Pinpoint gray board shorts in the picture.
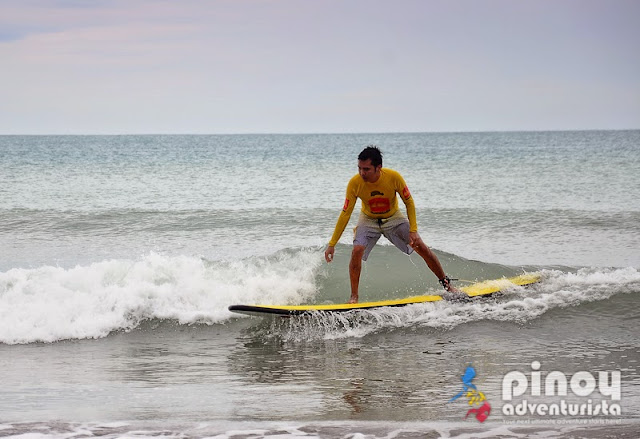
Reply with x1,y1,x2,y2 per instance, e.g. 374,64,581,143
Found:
353,210,413,261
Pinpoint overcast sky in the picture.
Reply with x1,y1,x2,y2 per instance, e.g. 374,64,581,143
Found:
1,0,638,134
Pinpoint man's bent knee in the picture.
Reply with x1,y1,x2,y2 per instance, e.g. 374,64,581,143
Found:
351,245,366,260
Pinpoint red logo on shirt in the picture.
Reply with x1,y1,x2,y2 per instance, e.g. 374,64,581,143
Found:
402,186,411,200
342,198,350,211
369,198,391,214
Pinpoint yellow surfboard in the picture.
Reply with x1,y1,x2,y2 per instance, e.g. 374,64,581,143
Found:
228,273,540,317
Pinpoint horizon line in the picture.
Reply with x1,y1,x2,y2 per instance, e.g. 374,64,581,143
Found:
1,127,638,136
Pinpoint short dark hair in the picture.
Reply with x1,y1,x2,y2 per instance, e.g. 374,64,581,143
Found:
358,145,383,168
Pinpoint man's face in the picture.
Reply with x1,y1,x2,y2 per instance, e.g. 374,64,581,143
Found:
358,159,381,183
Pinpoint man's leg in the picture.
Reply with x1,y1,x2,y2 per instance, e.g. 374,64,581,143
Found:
413,239,463,295
384,221,463,298
412,241,446,281
382,221,455,290
348,245,366,303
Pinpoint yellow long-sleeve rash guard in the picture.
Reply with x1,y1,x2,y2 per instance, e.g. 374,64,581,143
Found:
328,168,417,247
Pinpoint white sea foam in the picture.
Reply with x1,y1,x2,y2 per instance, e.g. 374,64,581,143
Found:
1,420,638,439
0,250,322,345
2,260,638,345
269,268,640,341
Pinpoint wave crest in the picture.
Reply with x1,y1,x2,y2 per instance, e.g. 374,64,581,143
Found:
0,250,322,345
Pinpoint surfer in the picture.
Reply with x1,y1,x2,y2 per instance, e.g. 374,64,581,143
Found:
325,145,460,303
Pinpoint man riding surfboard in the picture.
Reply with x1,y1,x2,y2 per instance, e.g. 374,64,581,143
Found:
325,145,459,303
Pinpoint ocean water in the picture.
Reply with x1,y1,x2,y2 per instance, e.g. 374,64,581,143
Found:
1,131,639,438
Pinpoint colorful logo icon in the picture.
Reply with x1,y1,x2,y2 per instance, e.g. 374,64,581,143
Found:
450,364,491,423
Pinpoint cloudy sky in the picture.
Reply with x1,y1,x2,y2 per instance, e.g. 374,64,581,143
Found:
1,0,638,134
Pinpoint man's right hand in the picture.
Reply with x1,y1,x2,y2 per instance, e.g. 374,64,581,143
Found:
324,245,335,263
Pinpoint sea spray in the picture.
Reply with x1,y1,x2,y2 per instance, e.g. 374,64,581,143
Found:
0,249,323,344
251,268,640,341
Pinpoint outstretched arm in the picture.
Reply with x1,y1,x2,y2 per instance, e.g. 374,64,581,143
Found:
395,174,417,232
326,181,357,263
